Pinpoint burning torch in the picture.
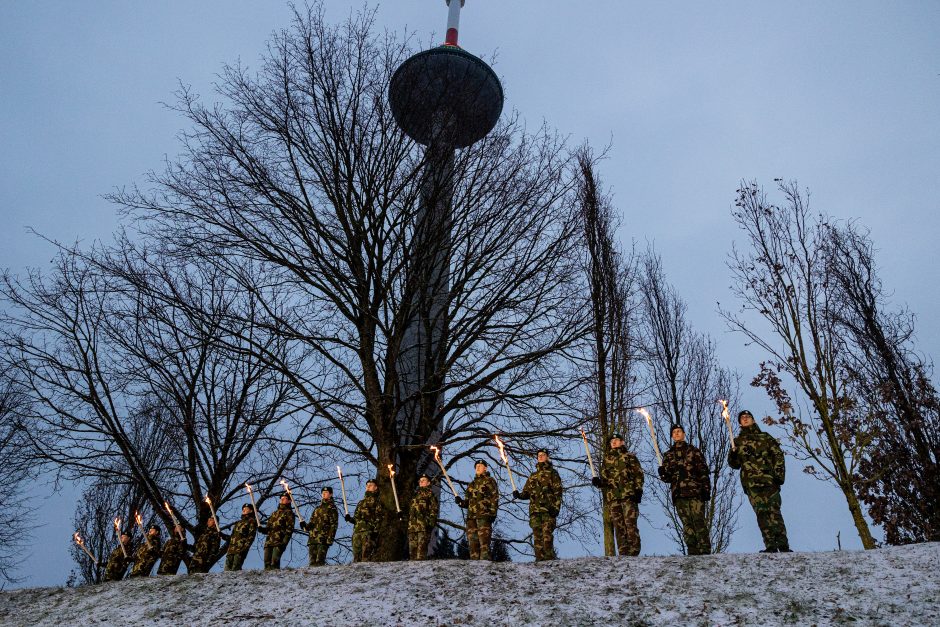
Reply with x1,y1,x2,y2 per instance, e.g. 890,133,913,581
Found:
73,532,98,564
279,479,306,524
336,466,350,516
164,501,186,540
388,464,401,513
719,399,736,451
244,483,262,526
204,495,219,530
580,429,597,478
113,517,128,558
493,435,518,492
430,445,459,497
135,511,152,548
636,408,663,466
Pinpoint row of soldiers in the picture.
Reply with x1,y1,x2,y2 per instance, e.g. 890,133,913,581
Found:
100,409,789,580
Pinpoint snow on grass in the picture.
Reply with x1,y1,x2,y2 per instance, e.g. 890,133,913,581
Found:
1,543,937,626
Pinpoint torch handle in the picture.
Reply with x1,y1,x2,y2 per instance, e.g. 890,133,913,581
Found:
581,430,597,478
77,542,98,564
390,477,401,513
504,460,518,493
725,418,736,451
337,469,349,516
288,492,305,524
247,488,262,526
437,460,459,497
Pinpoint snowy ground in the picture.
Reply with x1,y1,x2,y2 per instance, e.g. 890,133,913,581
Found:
1,543,937,626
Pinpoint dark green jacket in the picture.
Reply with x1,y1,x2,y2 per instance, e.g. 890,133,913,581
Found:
599,447,644,503
263,503,295,548
518,461,563,517
728,424,786,493
658,441,711,502
103,543,132,582
408,486,439,533
463,472,499,520
352,491,385,535
189,527,220,573
307,499,339,545
157,536,188,575
227,514,258,555
130,535,162,576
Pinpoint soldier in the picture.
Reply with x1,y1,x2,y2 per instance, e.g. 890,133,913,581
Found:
513,449,563,561
157,525,189,575
591,432,644,556
455,460,499,560
344,479,385,562
129,525,162,577
189,517,221,573
301,487,338,566
225,504,258,571
408,474,439,560
260,493,295,570
103,532,133,582
658,424,712,555
728,409,791,553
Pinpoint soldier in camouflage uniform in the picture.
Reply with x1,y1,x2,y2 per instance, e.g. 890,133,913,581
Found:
129,525,162,577
513,449,563,561
103,532,133,582
407,475,439,560
658,424,712,555
591,433,644,556
225,504,258,571
301,487,338,566
189,517,221,573
260,493,295,570
728,409,791,553
456,460,499,561
157,525,189,575
345,479,386,562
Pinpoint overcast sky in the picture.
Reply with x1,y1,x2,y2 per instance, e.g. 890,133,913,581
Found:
2,1,938,587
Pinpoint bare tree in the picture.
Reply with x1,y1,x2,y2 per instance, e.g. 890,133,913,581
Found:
575,149,643,555
0,379,33,586
723,180,877,549
639,251,740,553
825,222,940,544
111,3,589,559
0,240,312,571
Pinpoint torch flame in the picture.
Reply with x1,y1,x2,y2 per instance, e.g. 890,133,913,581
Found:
135,511,143,526
164,501,172,515
245,482,252,492
74,532,82,545
204,494,211,506
636,407,653,425
429,445,441,460
719,399,731,422
113,517,121,532
279,479,291,494
387,464,395,478
493,434,509,464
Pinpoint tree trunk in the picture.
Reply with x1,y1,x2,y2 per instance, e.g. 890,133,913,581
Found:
840,480,877,549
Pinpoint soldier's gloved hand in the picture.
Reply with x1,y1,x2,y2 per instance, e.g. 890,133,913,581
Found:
590,477,603,488
512,490,521,499
657,466,668,480
548,507,559,518
454,496,465,508
397,512,405,522
344,514,354,524
773,476,784,487
299,521,308,531
633,489,643,504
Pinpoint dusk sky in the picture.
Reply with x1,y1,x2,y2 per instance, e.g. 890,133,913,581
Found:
2,1,938,587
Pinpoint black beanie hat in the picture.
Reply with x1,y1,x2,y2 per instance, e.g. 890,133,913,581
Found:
737,410,754,424
670,424,684,434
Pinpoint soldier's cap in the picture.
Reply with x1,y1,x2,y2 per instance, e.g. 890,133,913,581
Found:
609,432,624,441
280,491,291,498
321,486,334,494
670,423,684,434
474,459,488,467
536,448,549,456
418,474,431,481
737,410,754,423
149,525,160,532
242,503,253,510
366,478,378,485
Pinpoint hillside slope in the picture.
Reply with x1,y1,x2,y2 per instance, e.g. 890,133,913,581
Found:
1,543,938,626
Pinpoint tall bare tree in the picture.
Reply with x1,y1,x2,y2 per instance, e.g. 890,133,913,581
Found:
0,379,33,586
824,221,940,544
111,3,589,559
723,180,877,549
639,251,740,553
575,149,642,555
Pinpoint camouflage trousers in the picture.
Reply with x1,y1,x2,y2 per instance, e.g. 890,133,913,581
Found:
409,530,432,560
225,550,248,571
189,556,213,574
104,557,130,582
747,488,789,551
609,500,641,556
263,544,286,570
466,517,493,560
307,542,329,566
352,531,378,562
130,558,157,578
157,556,183,576
674,497,711,555
530,513,557,561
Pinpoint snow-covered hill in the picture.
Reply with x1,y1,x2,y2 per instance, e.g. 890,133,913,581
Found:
2,543,938,626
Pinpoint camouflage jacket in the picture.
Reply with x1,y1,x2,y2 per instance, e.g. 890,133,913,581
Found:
103,543,132,582
352,491,385,535
307,499,339,545
599,447,644,503
658,441,711,502
130,535,162,576
728,424,785,493
227,514,258,555
463,472,499,520
263,503,295,548
518,461,563,517
157,536,188,575
190,527,221,573
408,486,439,533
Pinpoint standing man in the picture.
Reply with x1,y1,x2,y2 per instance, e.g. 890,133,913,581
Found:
189,517,221,573
728,409,790,553
157,525,189,575
344,479,385,562
260,492,296,570
455,460,499,561
658,424,712,555
103,532,133,582
591,432,644,556
407,474,439,560
301,487,339,566
513,449,563,561
225,504,258,571
129,525,162,577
